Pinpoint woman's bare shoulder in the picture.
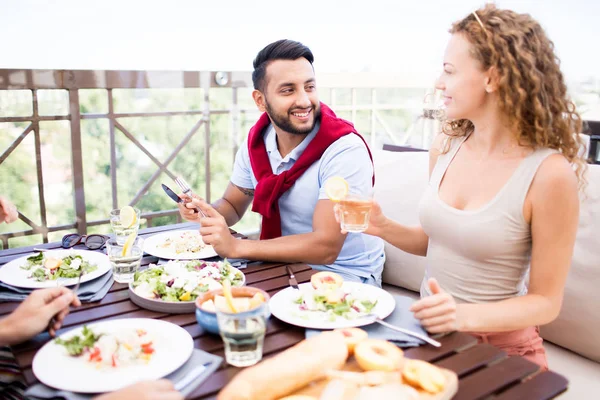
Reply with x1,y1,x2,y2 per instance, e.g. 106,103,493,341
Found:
530,152,579,205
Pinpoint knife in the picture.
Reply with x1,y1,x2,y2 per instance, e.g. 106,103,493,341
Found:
285,265,299,289
174,363,208,392
162,183,184,205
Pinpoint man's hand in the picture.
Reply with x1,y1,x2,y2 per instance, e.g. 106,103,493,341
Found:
193,199,238,258
410,278,463,334
0,196,18,224
0,287,81,345
177,193,204,223
95,380,183,400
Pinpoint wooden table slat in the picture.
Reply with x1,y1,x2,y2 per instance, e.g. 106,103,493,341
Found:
404,331,478,363
435,343,506,377
244,263,311,285
493,370,569,400
453,356,541,400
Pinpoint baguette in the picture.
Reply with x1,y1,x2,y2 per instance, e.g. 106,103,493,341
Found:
218,331,349,400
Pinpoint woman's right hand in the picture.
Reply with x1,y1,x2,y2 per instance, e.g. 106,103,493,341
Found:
333,200,388,237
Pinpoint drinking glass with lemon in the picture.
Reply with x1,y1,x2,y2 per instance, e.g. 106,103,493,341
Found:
107,206,143,283
106,232,144,283
325,176,374,233
109,206,140,245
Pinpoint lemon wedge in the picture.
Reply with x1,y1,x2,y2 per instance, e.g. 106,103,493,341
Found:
119,206,137,229
249,292,266,309
121,232,137,257
324,176,349,202
222,280,238,313
179,291,192,301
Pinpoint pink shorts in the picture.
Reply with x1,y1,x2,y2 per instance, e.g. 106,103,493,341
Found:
467,326,548,371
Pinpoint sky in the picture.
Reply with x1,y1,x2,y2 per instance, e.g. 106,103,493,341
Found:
0,0,598,86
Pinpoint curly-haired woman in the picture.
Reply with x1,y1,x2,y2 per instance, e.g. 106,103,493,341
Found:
355,5,586,369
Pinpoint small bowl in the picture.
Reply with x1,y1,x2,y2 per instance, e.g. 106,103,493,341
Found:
195,286,271,335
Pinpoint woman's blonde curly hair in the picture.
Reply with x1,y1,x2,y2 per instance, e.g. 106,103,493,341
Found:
442,4,587,189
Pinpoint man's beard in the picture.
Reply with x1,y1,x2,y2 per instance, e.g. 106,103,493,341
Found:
265,100,321,135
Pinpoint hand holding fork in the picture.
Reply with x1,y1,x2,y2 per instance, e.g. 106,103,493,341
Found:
175,177,207,219
47,270,83,336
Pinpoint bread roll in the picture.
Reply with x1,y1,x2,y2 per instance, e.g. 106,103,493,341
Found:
218,331,349,400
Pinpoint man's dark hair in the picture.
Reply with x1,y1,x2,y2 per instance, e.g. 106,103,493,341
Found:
252,39,314,92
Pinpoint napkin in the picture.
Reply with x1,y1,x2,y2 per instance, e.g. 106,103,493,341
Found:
0,271,113,303
306,295,429,347
25,348,223,400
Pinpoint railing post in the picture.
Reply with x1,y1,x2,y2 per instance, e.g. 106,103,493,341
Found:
108,88,118,209
31,89,49,243
68,88,87,235
202,72,211,203
231,87,239,165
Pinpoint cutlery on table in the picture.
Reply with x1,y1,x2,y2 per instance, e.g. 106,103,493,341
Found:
174,363,209,392
285,265,299,290
365,314,442,348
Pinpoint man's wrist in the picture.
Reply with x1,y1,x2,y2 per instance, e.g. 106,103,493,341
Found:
231,237,248,259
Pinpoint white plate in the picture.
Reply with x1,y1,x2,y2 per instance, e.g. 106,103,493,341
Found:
128,261,246,314
0,250,112,289
32,318,194,393
269,282,396,330
143,230,218,260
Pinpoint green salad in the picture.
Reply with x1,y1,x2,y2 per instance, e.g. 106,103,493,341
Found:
294,287,378,321
55,325,102,356
132,259,244,302
21,252,98,282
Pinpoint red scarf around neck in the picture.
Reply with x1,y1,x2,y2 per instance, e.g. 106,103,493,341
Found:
248,102,374,240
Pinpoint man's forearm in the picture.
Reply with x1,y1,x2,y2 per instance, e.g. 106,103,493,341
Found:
234,232,341,265
212,198,242,226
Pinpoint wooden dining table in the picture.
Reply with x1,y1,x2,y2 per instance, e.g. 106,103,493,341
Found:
0,223,569,399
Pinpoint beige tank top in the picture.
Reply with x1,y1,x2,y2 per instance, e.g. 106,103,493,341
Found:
418,135,558,303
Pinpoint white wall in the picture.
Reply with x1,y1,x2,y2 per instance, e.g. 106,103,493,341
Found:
0,0,598,86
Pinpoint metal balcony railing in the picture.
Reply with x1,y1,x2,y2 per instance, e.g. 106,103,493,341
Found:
0,69,433,249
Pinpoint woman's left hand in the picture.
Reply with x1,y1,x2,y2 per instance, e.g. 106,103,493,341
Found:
410,278,463,334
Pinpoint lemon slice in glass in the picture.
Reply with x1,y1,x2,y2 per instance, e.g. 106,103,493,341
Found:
222,280,238,313
324,176,349,202
119,206,137,229
121,232,137,257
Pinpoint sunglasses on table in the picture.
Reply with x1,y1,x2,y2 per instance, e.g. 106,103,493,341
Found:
61,234,110,250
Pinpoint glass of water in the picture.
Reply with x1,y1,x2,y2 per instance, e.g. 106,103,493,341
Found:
109,208,141,245
105,237,144,283
216,304,268,367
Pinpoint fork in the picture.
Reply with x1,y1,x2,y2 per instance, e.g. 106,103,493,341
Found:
365,314,442,348
48,270,84,334
174,176,207,217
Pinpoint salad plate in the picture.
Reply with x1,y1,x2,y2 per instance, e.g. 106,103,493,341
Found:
129,259,245,313
143,230,217,260
269,281,395,330
0,250,111,289
32,318,194,393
